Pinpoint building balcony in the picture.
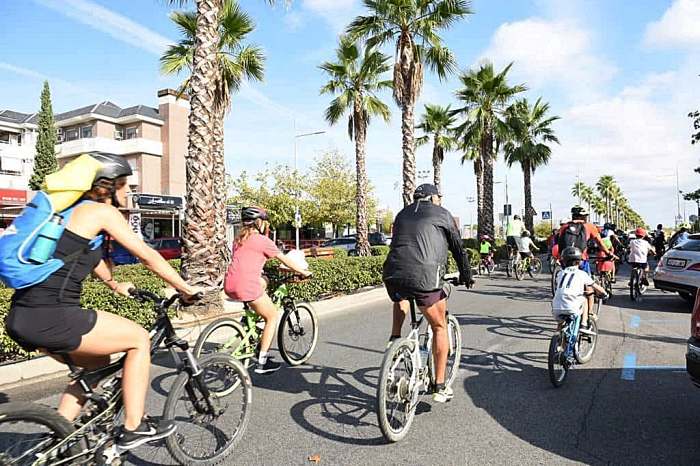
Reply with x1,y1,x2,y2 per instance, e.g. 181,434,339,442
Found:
0,172,30,190
56,137,163,159
0,141,34,160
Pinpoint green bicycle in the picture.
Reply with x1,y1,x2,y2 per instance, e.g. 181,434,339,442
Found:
514,254,542,280
193,275,319,370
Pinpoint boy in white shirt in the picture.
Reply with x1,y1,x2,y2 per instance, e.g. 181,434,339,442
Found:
628,227,656,286
516,230,540,272
552,246,608,333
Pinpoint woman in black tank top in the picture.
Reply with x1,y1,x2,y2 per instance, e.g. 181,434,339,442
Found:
4,153,203,449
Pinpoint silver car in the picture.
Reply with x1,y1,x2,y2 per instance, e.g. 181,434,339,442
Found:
654,233,700,305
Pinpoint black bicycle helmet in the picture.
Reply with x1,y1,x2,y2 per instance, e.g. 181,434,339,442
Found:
561,246,583,267
88,152,133,182
241,206,269,225
571,205,588,217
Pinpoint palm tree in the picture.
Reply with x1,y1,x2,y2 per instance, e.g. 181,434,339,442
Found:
416,104,457,194
596,175,616,223
572,181,586,206
581,184,595,217
591,196,606,224
504,98,559,232
320,37,392,256
454,62,526,238
347,0,472,206
162,1,265,291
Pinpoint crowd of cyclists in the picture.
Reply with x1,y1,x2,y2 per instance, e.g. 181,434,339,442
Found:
0,149,696,458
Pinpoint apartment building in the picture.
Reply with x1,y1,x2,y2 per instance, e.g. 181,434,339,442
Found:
0,89,189,237
0,88,188,195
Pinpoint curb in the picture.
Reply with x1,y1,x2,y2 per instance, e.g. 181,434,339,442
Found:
0,285,389,390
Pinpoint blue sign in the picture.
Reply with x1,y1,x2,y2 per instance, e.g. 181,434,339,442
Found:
542,211,552,220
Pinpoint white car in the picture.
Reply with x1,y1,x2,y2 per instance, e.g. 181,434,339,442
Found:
654,234,700,305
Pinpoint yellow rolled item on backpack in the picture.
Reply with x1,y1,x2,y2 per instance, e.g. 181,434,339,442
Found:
44,154,103,211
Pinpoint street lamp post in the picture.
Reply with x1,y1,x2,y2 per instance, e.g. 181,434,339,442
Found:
467,195,475,238
293,129,325,250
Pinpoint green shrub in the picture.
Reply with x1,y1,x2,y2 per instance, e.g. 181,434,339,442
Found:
370,245,390,256
332,247,348,258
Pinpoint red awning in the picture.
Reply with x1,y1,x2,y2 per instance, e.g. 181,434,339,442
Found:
0,189,27,206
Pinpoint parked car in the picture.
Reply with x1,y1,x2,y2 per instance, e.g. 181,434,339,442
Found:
148,237,182,260
686,290,700,387
341,232,390,246
322,237,357,253
109,242,139,266
654,233,700,306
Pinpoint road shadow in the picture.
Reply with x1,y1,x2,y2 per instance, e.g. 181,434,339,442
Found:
253,363,386,445
461,348,700,465
467,281,552,303
456,313,553,343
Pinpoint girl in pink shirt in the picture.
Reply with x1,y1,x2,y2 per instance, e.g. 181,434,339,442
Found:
224,207,311,374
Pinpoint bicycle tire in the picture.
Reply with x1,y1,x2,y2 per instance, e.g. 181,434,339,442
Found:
0,402,87,464
444,314,462,388
477,263,485,276
630,270,639,302
193,317,251,368
551,264,561,297
377,339,418,443
548,334,568,388
514,261,524,281
164,353,252,466
575,319,598,364
278,303,318,366
531,257,542,275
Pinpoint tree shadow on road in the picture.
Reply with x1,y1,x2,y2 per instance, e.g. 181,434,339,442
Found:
460,347,700,465
456,313,553,343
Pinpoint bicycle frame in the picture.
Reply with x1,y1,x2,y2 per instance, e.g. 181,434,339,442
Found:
38,292,212,464
560,313,581,361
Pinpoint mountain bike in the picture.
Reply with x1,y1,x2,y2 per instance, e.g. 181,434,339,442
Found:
505,245,516,278
477,253,496,277
0,289,252,465
629,263,649,302
194,274,318,369
377,279,462,443
548,304,600,388
514,254,542,281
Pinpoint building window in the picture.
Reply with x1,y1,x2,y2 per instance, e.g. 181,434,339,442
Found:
80,125,93,139
17,133,22,146
125,127,138,139
0,132,9,144
65,128,79,141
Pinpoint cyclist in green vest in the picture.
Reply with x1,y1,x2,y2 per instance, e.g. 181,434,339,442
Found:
479,235,493,260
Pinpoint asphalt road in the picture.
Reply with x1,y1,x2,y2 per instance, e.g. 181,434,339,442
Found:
3,263,698,465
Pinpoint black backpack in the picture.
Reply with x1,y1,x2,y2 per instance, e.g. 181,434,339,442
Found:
558,222,588,253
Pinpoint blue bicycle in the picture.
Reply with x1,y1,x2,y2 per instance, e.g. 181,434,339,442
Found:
548,310,598,387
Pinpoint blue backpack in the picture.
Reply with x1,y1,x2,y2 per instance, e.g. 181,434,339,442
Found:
0,192,103,289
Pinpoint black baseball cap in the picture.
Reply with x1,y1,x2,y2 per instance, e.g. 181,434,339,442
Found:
413,183,441,200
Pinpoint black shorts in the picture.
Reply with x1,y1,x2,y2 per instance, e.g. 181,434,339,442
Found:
480,252,491,259
507,236,518,249
385,282,447,307
5,305,97,354
629,262,647,269
519,251,533,260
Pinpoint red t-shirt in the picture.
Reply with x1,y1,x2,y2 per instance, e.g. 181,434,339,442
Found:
224,234,280,302
557,222,603,260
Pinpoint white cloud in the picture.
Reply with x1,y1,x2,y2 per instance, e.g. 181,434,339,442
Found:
33,0,170,56
302,0,360,32
480,18,616,102
0,62,101,100
644,0,700,49
283,11,305,31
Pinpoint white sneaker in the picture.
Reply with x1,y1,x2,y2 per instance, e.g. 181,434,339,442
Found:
432,386,454,403
579,325,596,336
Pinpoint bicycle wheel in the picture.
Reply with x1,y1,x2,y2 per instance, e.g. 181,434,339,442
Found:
531,257,542,275
278,303,318,366
630,270,639,301
164,353,252,466
477,263,486,276
548,334,568,388
0,402,87,465
505,255,513,278
377,339,419,443
514,261,524,281
193,317,251,369
444,314,462,388
575,319,598,364
550,264,561,297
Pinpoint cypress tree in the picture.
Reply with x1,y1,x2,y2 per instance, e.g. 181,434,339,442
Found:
29,81,58,190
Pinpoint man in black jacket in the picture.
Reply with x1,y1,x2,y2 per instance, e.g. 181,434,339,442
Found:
383,184,473,403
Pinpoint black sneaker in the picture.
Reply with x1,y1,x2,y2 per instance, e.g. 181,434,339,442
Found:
116,417,176,450
254,357,282,374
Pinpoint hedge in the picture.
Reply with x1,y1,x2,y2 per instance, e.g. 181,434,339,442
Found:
0,263,173,363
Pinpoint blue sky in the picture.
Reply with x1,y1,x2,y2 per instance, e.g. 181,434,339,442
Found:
1,0,699,228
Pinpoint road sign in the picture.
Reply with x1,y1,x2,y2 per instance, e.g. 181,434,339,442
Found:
690,215,698,223
294,211,302,228
504,204,512,216
542,211,551,220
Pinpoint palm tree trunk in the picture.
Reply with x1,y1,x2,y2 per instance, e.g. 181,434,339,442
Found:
401,103,416,206
523,161,533,232
473,157,483,236
480,132,495,238
432,139,442,194
212,108,230,279
354,104,370,256
181,0,223,311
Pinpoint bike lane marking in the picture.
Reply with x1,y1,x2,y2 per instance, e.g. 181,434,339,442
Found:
621,353,637,380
